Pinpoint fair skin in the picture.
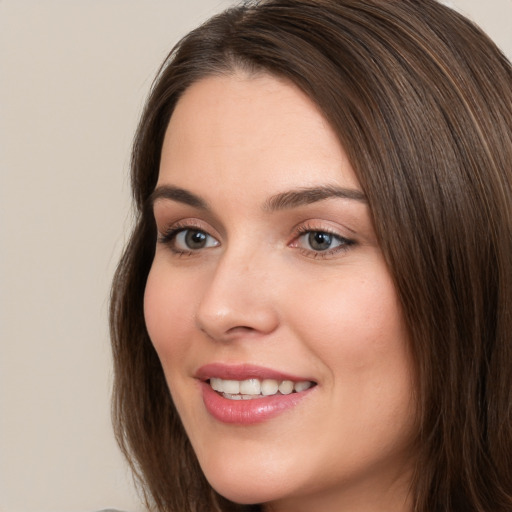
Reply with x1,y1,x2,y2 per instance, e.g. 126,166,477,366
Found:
144,72,416,512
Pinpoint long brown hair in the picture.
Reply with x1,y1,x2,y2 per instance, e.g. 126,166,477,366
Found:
110,1,512,510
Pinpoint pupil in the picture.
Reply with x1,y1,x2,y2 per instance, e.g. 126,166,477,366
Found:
186,230,206,249
309,232,332,251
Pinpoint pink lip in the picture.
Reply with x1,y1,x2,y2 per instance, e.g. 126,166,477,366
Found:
195,363,313,382
195,363,316,425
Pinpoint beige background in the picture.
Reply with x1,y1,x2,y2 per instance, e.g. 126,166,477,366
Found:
1,1,510,511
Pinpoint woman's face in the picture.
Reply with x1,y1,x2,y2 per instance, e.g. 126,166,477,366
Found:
144,73,416,511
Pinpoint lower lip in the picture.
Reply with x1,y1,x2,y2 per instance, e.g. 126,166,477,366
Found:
200,381,314,424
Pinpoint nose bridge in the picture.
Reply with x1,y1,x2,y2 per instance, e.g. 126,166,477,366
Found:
195,240,279,340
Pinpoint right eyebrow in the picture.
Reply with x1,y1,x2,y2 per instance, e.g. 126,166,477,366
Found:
148,185,209,210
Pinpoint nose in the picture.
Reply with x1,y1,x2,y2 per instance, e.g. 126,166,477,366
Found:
195,247,280,342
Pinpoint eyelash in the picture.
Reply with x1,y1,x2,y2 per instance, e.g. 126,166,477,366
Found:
158,221,355,259
158,221,217,256
292,224,355,259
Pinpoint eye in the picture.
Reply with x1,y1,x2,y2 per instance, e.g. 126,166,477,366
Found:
302,231,340,251
175,229,218,250
292,228,355,257
160,226,220,253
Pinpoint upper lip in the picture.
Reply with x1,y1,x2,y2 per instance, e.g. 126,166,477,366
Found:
195,363,315,383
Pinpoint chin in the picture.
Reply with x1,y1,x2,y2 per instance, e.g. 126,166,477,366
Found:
210,481,274,505
200,456,296,506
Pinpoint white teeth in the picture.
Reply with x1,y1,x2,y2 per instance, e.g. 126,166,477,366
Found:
223,393,242,400
210,377,223,392
223,380,240,394
294,381,313,392
278,380,294,394
261,379,279,396
239,379,261,395
209,377,313,399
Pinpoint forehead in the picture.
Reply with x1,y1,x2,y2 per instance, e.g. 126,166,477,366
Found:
158,73,360,198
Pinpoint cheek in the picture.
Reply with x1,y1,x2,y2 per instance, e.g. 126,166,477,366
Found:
286,264,414,421
144,262,212,431
290,269,406,359
143,263,194,362
288,269,416,448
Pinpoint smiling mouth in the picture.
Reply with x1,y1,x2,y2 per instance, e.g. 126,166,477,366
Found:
208,377,316,400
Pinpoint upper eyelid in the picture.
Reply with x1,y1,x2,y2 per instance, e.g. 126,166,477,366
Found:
151,199,222,235
157,218,215,235
293,219,357,238
153,209,226,240
293,227,354,245
152,194,363,234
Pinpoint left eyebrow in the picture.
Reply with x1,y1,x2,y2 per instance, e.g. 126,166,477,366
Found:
263,185,367,211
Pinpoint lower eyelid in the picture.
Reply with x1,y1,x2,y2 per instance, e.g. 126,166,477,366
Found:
296,241,354,260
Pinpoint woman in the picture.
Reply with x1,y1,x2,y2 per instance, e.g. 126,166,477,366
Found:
110,1,512,511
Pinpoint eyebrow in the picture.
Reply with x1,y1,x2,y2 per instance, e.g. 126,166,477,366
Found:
149,185,209,210
263,185,367,211
149,184,367,211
